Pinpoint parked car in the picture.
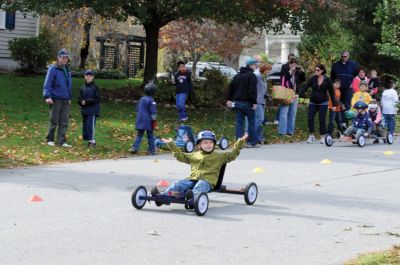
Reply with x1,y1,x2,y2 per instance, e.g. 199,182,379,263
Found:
266,63,283,85
186,61,237,80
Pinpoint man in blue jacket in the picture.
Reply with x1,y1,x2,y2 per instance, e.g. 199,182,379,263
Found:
43,49,73,147
330,51,358,114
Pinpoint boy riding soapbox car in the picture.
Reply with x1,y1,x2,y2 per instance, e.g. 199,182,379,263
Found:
154,125,229,153
131,165,258,216
324,109,394,148
324,130,394,148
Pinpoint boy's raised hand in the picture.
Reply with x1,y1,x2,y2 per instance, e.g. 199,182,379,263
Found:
161,138,173,143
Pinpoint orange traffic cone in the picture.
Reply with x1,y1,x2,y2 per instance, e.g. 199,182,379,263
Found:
29,195,43,202
157,180,170,187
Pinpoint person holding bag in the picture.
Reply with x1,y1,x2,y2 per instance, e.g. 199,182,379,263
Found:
277,58,305,136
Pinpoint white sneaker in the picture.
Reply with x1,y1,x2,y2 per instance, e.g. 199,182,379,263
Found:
47,141,55,146
320,135,325,144
306,135,315,143
273,120,279,125
61,143,72,148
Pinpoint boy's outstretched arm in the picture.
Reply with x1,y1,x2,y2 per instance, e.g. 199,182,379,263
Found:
223,134,247,163
162,138,191,164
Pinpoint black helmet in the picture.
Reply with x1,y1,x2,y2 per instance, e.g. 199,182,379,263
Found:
144,82,157,96
353,101,368,110
196,130,217,145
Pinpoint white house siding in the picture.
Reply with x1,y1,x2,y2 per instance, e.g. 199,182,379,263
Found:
0,11,39,70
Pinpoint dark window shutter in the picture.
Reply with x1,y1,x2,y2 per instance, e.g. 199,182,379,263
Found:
5,12,16,30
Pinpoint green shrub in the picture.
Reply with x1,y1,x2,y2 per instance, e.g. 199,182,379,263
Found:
192,69,229,107
156,80,176,103
9,33,55,73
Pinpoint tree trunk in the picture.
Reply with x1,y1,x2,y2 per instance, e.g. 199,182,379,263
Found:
143,24,160,85
79,21,91,69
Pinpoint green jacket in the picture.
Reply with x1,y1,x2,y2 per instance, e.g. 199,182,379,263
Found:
166,138,245,188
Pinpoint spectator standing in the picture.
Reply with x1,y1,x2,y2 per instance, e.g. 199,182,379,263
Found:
368,70,380,98
299,64,338,144
278,58,305,136
43,49,73,147
172,61,192,122
352,67,369,93
255,63,271,143
130,83,158,155
77,70,100,147
330,51,358,112
381,79,399,135
226,57,258,147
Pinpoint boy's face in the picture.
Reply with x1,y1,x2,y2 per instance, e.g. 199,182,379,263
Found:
333,82,340,89
85,74,94,83
357,108,366,114
370,71,377,78
178,64,186,72
369,107,376,113
360,85,368,92
200,139,215,152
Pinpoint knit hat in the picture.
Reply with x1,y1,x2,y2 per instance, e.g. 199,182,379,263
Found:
84,69,94,75
57,49,69,57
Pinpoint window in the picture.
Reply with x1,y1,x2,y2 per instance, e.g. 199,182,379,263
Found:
0,10,6,29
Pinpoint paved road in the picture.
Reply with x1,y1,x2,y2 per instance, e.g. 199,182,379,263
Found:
1,140,400,265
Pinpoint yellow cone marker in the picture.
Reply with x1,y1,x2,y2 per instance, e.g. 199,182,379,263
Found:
320,159,332,164
252,167,265,173
384,151,395,155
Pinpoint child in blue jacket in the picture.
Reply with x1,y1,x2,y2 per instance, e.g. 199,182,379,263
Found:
343,101,373,139
130,83,157,155
78,70,100,147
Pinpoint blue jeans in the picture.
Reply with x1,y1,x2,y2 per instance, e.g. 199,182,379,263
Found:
383,114,395,134
278,98,298,135
164,179,212,197
176,93,188,120
132,129,155,154
234,101,257,145
255,104,265,142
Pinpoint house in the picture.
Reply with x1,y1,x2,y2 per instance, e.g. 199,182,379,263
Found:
240,26,302,67
0,10,39,71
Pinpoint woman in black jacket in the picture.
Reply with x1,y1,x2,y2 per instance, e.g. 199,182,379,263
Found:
299,64,337,144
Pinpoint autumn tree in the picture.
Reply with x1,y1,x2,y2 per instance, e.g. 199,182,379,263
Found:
160,19,258,74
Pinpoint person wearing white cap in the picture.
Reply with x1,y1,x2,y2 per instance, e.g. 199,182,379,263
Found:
43,49,73,148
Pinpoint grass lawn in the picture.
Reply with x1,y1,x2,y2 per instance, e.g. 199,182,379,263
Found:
344,245,400,265
0,73,333,168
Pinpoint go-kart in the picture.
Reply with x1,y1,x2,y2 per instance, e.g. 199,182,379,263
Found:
325,131,394,148
155,124,229,153
131,164,258,216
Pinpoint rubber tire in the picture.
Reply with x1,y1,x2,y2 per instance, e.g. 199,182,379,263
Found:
244,182,258,205
357,135,366,148
387,133,394,145
184,140,194,153
325,134,333,147
194,192,209,216
131,186,147,209
219,137,229,150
